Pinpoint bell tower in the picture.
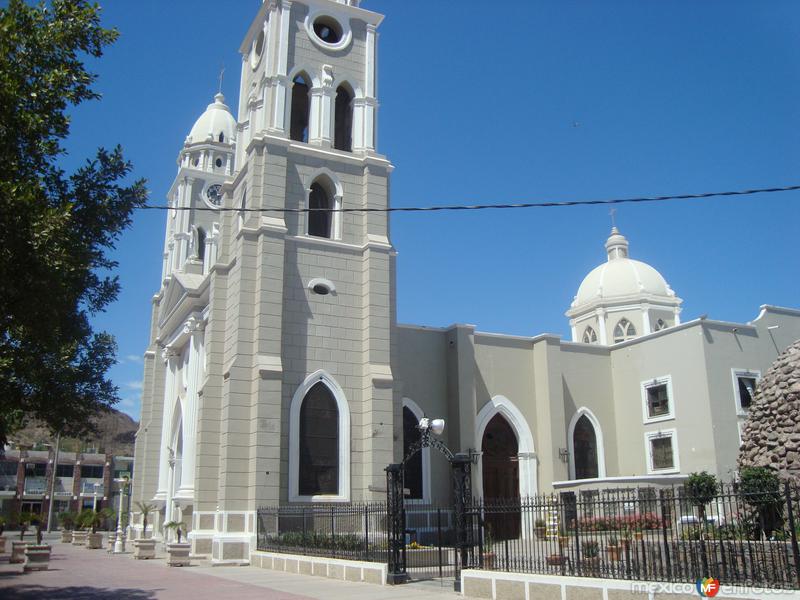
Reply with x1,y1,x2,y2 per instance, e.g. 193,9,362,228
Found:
190,0,395,562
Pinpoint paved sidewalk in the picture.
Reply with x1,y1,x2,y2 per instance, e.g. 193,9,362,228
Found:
0,540,461,600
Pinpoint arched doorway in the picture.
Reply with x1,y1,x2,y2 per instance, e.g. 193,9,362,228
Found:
481,414,520,539
572,415,599,480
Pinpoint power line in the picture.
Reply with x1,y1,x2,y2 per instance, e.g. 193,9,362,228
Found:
139,184,800,213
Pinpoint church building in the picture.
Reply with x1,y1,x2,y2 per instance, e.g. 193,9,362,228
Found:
132,0,800,564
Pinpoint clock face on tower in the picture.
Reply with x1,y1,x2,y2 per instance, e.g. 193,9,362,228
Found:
206,184,223,207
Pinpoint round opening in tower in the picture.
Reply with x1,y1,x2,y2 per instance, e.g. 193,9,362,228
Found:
251,30,265,69
313,16,342,44
312,284,330,296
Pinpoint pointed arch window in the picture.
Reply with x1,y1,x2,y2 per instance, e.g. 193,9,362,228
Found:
308,181,333,238
298,382,339,495
218,132,225,143
290,74,311,143
572,415,599,479
654,318,667,331
613,318,636,343
334,85,353,152
402,406,423,500
289,371,351,502
582,326,597,344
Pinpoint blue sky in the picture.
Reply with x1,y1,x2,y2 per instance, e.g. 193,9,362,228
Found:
60,1,800,420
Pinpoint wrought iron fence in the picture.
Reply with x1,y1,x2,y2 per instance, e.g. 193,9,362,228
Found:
256,503,388,562
467,482,800,589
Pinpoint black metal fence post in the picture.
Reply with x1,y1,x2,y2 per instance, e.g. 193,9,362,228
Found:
451,452,473,592
659,489,672,580
385,464,408,584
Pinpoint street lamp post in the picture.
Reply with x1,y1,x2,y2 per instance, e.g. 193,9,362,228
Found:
113,476,129,553
45,432,61,533
92,482,100,512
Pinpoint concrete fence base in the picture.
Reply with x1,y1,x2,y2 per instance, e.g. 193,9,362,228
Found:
460,570,800,600
250,551,387,586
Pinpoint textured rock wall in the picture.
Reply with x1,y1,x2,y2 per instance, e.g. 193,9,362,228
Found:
739,338,800,481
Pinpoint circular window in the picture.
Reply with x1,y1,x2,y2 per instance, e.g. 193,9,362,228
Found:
215,157,223,168
251,29,265,70
312,284,330,296
313,17,342,44
205,184,223,207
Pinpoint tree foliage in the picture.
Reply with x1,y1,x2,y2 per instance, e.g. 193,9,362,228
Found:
685,471,719,507
0,0,147,445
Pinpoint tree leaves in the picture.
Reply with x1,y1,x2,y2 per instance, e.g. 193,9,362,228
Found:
0,0,147,445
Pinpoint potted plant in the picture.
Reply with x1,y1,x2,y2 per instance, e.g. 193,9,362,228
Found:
633,526,644,542
558,531,570,548
164,521,190,567
582,540,601,572
606,535,621,561
481,525,496,570
10,512,33,563
535,518,547,539
546,553,567,566
133,502,157,559
23,514,51,572
59,511,76,543
72,510,89,546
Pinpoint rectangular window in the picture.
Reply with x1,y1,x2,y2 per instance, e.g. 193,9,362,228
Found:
641,376,674,423
25,462,47,477
732,369,760,414
80,465,104,479
56,464,74,477
645,429,679,474
0,461,18,476
647,385,670,418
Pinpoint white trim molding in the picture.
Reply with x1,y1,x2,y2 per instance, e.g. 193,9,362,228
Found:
640,374,674,424
731,368,761,417
475,395,538,498
644,428,680,475
304,9,353,53
567,407,607,480
402,398,431,504
289,370,351,502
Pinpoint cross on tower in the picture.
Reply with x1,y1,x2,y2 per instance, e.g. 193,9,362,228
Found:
609,208,617,229
218,64,225,94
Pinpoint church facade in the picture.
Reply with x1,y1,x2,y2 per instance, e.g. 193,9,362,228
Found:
132,0,800,564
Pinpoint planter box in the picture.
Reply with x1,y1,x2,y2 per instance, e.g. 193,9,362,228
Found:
87,532,103,549
134,538,156,560
546,554,566,566
107,532,117,552
10,540,28,563
0,536,7,554
72,530,88,546
166,542,191,567
606,545,621,561
23,544,51,572
61,530,73,543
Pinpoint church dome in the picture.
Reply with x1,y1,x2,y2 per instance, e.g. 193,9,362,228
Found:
187,93,237,145
571,228,677,309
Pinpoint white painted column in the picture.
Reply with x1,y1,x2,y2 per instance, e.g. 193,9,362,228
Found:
596,309,608,345
674,307,681,325
176,318,204,499
569,320,577,342
365,23,378,151
271,0,292,133
642,305,652,335
155,350,180,501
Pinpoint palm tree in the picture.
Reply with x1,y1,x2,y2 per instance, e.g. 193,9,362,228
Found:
135,502,156,538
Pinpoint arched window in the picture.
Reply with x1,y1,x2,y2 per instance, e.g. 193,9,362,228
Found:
334,85,353,152
308,181,332,238
218,132,225,143
654,318,667,331
196,227,206,262
290,74,310,143
582,326,597,344
572,415,599,479
298,382,339,496
613,318,636,343
402,406,423,500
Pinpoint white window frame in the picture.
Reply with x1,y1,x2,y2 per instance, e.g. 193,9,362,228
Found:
644,428,680,474
289,370,351,503
731,368,761,417
641,375,674,424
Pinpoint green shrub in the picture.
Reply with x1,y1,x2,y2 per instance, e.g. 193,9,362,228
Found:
685,472,719,506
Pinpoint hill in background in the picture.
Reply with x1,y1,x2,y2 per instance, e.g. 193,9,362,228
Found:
9,408,138,457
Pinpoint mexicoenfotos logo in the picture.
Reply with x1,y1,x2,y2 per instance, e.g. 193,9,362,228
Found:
696,577,720,597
